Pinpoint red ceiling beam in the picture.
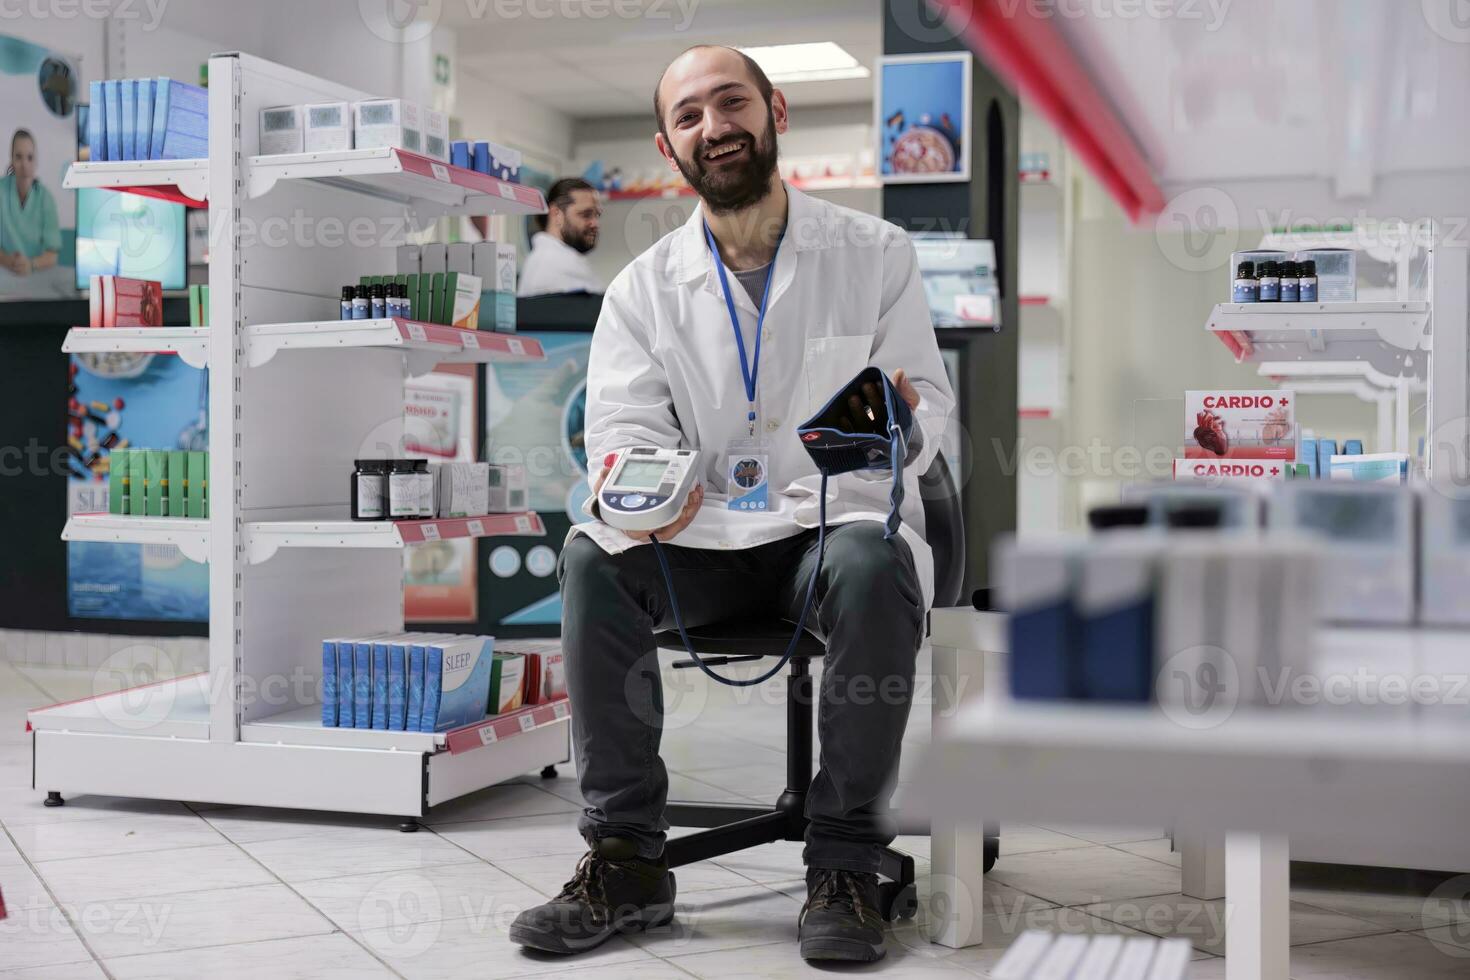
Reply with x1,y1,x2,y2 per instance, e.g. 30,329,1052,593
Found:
929,0,1165,223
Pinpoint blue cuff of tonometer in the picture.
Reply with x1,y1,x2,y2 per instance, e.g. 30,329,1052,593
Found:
797,366,914,538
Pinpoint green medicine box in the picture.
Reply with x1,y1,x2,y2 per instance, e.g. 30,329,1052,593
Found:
145,451,165,517
429,272,446,325
168,451,186,518
186,451,207,518
129,448,147,517
109,450,128,515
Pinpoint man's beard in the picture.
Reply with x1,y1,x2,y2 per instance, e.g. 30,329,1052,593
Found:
560,226,597,254
672,108,779,215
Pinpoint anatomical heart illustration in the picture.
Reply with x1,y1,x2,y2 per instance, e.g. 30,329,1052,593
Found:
1261,407,1291,445
1194,409,1230,457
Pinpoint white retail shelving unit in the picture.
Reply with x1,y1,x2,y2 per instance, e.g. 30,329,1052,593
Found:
922,613,1470,977
30,52,570,826
1207,243,1470,493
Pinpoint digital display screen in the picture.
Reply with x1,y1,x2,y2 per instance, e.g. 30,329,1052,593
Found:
75,188,186,290
615,459,669,491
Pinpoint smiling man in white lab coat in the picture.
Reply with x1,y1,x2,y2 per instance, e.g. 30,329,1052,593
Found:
511,45,955,963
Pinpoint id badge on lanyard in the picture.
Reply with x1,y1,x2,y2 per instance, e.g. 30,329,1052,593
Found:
705,219,782,515
726,436,770,512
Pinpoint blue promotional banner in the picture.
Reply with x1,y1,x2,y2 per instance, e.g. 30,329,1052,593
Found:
66,351,208,621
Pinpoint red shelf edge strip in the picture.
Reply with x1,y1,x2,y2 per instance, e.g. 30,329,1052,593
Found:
104,183,206,208
391,318,543,358
396,512,546,544
390,148,546,211
1215,329,1245,361
444,697,571,754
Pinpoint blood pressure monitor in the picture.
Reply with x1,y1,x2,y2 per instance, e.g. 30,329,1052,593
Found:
598,447,702,532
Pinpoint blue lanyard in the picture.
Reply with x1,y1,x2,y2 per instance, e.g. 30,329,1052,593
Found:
704,220,782,437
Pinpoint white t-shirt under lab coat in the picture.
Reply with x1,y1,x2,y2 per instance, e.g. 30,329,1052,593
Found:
516,231,604,297
575,185,956,611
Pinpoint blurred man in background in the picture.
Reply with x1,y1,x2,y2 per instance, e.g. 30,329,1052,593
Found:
518,177,604,296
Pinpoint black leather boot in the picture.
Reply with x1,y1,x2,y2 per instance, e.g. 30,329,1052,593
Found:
509,837,676,955
798,867,886,961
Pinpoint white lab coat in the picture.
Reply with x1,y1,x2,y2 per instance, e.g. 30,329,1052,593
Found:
517,231,604,297
575,185,956,610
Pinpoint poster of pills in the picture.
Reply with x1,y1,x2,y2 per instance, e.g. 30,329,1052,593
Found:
876,52,971,184
66,352,209,621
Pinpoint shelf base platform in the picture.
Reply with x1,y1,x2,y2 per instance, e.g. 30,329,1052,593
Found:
240,697,569,754
27,673,212,740
31,716,570,818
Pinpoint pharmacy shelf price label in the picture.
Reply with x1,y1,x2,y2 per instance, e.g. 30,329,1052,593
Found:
460,331,480,350
514,515,532,533
506,337,525,356
497,182,518,201
478,724,498,746
518,713,536,733
405,322,427,342
553,701,569,720
466,519,485,536
420,523,441,541
431,163,450,182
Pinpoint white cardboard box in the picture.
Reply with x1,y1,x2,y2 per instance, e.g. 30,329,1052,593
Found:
303,102,351,152
259,105,303,155
353,99,423,155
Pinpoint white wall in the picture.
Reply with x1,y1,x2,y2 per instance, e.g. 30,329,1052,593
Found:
457,70,574,166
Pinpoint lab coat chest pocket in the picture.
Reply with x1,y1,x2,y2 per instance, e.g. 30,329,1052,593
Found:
803,334,875,419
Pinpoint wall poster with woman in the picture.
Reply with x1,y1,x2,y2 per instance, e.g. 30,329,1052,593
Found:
0,34,77,299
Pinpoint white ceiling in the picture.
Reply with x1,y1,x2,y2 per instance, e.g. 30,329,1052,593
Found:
1051,0,1470,197
446,0,882,118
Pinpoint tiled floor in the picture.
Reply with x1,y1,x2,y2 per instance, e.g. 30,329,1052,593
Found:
3,649,1469,978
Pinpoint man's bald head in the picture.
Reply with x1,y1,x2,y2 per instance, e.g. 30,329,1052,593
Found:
653,45,773,138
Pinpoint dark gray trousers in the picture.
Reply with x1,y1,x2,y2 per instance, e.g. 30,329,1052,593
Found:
558,519,924,874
